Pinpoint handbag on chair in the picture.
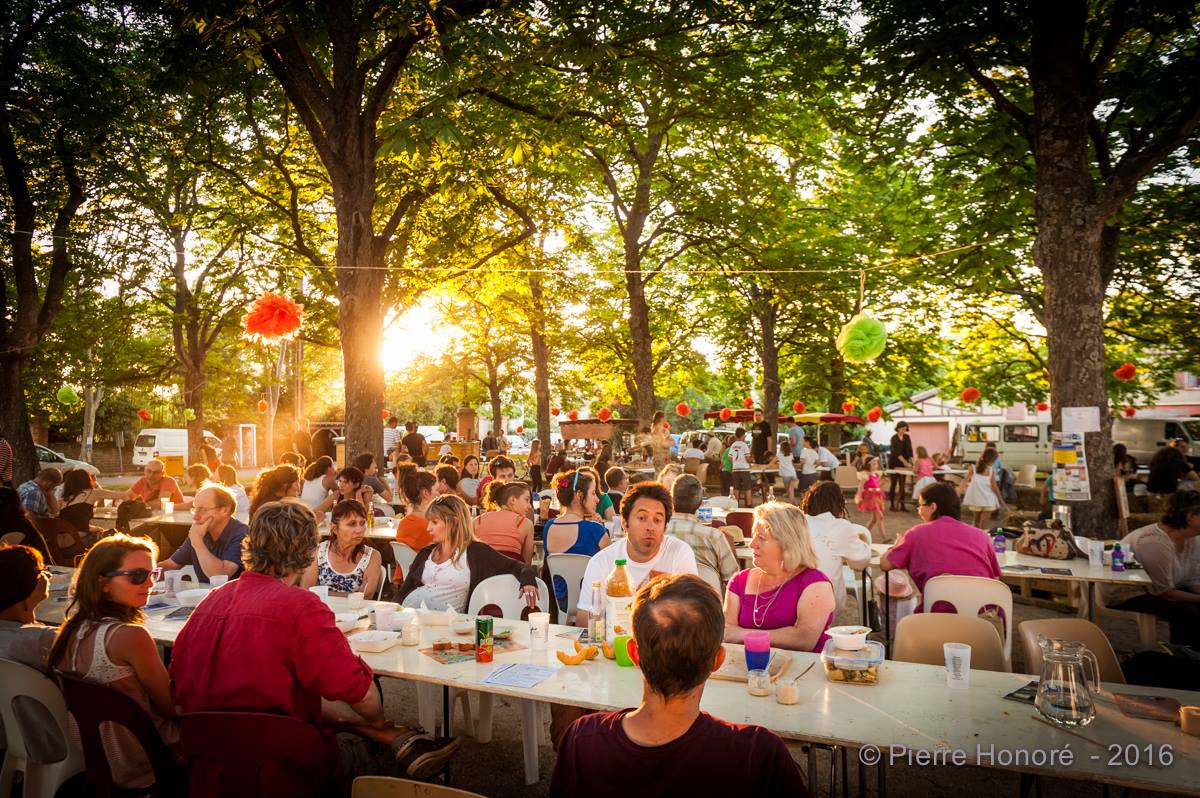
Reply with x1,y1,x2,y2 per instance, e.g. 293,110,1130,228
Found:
1015,519,1086,560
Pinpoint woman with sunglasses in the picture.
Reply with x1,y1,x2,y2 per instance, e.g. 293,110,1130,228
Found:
397,493,538,612
50,534,180,790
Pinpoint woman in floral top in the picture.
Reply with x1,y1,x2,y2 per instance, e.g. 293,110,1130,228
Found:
301,500,382,596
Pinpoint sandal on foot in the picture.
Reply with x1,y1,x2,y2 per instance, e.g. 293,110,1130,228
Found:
398,736,461,780
391,728,433,761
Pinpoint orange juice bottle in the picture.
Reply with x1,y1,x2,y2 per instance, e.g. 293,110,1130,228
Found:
604,559,634,643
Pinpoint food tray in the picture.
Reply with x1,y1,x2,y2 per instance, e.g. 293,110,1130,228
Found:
821,639,884,685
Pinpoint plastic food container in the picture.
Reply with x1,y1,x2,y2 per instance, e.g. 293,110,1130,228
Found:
334,612,369,634
349,631,402,653
821,639,884,685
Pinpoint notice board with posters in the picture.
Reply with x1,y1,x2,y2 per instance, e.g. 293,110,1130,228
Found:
1051,431,1091,501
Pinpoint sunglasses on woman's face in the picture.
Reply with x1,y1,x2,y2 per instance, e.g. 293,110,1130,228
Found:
103,567,162,585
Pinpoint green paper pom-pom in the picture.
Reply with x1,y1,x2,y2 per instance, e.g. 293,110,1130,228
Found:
56,386,79,405
183,408,196,421
836,313,887,363
612,411,621,419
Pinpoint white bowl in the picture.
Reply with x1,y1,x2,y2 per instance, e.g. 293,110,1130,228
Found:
175,588,211,607
450,617,476,635
828,625,871,651
335,612,369,634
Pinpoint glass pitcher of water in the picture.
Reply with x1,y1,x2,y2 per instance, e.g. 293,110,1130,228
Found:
1035,636,1100,727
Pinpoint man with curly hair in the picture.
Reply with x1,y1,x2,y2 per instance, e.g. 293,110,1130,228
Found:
170,499,458,785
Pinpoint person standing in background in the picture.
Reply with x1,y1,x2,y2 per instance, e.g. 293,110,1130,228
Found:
220,428,240,468
292,419,313,462
382,417,401,460
887,422,914,512
402,422,429,467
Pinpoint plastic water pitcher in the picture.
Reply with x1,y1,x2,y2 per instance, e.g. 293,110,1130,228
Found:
1034,637,1099,727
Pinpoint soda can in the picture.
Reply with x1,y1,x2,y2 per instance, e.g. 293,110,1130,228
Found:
475,616,494,663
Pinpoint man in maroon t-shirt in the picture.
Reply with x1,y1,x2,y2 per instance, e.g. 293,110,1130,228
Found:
551,574,808,797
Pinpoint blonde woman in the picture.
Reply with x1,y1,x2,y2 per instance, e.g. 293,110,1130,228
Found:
397,493,539,613
722,501,835,652
655,463,685,494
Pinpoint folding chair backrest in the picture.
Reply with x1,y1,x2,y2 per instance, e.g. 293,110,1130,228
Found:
545,553,590,622
178,711,335,798
893,614,1008,672
724,511,755,540
922,574,1014,665
58,672,181,796
0,658,83,798
467,575,551,620
1018,618,1125,683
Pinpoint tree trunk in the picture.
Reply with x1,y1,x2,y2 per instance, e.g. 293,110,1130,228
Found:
81,384,104,464
827,341,845,449
488,370,503,438
1031,0,1116,535
0,355,37,484
336,193,386,464
183,366,204,462
528,272,551,458
759,297,780,452
624,245,656,423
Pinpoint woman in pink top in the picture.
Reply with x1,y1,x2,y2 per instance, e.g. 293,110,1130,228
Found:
473,480,535,563
723,502,835,653
880,482,1001,611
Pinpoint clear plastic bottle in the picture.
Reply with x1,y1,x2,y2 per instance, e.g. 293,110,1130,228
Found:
588,581,605,644
1111,543,1125,572
729,485,738,509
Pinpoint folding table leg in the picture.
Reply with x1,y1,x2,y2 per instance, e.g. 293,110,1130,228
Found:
442,685,452,785
519,699,541,785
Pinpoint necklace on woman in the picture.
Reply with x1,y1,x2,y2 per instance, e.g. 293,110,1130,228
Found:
751,571,787,628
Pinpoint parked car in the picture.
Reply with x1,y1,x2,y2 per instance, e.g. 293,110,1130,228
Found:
37,444,100,476
960,421,1051,470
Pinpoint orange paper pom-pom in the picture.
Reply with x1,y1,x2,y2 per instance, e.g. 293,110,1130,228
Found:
742,396,754,409
867,406,882,423
719,407,732,422
550,407,560,417
1036,401,1049,412
242,292,303,343
567,409,579,421
257,399,269,413
960,387,981,404
792,401,805,414
663,420,670,431
381,408,390,420
1114,362,1137,382
597,407,612,422
137,408,151,422
675,402,690,417
516,425,524,434
1123,406,1137,418
841,402,855,414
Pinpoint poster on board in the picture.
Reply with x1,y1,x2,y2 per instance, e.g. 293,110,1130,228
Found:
1052,432,1091,501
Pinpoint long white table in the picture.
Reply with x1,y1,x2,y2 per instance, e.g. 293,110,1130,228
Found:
36,575,1200,794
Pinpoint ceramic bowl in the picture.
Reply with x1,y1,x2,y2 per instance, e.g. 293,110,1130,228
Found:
827,625,871,651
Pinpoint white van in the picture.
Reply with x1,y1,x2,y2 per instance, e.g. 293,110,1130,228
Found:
1112,417,1200,463
132,428,222,469
960,421,1052,470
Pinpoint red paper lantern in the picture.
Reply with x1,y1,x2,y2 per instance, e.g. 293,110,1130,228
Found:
567,409,579,421
242,292,303,343
719,407,732,422
791,401,805,414
550,407,560,417
960,387,981,404
381,408,390,420
663,420,670,431
1036,401,1049,412
742,396,754,409
136,408,151,422
841,401,855,414
675,402,690,417
1114,362,1137,382
1123,406,1137,418
257,399,269,413
516,425,524,434
597,407,612,422
867,406,882,423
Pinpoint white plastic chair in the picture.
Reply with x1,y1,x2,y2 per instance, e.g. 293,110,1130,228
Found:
0,531,26,545
921,574,1015,667
1014,464,1038,489
546,553,590,624
0,658,85,798
390,541,419,582
467,575,552,784
696,563,722,594
1092,588,1159,649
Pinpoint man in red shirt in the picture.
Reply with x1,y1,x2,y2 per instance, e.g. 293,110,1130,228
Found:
551,573,808,797
170,499,458,783
126,459,184,506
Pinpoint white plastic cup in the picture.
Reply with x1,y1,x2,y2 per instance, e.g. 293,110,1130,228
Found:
209,574,229,587
309,585,330,601
944,643,971,689
165,572,184,595
1088,540,1104,568
375,604,397,632
162,500,174,516
529,612,550,651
